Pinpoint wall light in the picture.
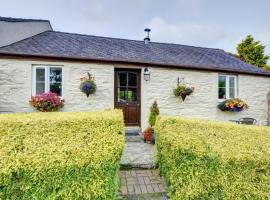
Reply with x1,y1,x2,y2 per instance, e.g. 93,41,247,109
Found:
144,67,150,81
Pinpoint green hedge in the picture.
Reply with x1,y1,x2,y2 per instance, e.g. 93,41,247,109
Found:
155,116,270,199
0,110,124,200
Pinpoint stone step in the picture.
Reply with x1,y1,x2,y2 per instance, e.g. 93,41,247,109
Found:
120,142,156,169
125,127,141,136
125,135,145,143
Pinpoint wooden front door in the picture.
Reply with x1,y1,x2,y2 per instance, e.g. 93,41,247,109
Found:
114,69,141,126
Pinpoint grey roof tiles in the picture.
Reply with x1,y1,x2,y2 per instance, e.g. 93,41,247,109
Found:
0,30,269,76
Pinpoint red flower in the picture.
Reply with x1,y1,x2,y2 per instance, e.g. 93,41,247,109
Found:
29,92,64,112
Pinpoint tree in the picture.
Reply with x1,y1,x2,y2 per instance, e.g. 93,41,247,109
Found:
237,35,269,68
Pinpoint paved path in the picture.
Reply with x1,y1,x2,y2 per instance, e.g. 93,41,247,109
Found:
120,142,156,168
118,170,167,200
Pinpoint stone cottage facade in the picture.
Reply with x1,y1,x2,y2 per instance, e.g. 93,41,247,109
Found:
0,17,270,128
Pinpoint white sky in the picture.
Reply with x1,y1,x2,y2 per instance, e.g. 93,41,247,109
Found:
1,0,269,58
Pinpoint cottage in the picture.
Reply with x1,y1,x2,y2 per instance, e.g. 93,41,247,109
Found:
0,16,270,128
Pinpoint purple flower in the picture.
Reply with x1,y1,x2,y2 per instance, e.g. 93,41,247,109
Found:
82,83,92,91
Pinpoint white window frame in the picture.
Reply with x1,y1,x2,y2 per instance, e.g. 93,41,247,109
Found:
32,65,64,97
218,74,237,101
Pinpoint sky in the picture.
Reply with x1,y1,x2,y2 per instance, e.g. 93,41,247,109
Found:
0,0,269,57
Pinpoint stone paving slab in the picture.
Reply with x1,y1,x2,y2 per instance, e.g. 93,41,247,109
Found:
120,142,156,168
118,170,167,198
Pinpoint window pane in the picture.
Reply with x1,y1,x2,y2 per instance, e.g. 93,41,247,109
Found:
218,76,226,88
229,77,235,88
219,88,226,99
36,68,45,94
218,76,226,99
127,88,137,102
128,73,137,87
50,68,62,96
229,87,235,98
229,77,236,98
118,73,127,87
118,88,127,102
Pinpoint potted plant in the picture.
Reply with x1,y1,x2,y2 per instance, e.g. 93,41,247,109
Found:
218,98,248,112
29,92,64,112
173,84,194,101
80,73,96,97
143,101,159,144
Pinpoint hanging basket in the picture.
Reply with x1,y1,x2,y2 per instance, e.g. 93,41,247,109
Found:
80,73,96,97
173,84,194,101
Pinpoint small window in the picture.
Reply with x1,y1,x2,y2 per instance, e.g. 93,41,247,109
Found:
218,75,237,100
32,66,63,97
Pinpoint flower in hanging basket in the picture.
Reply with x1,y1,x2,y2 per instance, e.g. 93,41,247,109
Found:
80,73,96,97
29,92,64,112
218,98,248,112
173,84,194,101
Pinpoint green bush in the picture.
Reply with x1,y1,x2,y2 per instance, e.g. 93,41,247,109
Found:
0,110,124,200
155,116,270,199
148,100,159,127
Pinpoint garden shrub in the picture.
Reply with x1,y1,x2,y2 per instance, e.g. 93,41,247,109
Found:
0,110,124,200
148,100,159,127
155,116,270,199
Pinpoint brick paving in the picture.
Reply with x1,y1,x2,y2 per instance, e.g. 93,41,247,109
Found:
118,169,167,196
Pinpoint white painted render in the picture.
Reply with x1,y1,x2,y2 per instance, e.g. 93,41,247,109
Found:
0,58,269,128
0,21,52,47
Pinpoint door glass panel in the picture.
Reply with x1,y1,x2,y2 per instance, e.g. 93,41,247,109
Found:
127,88,137,102
119,73,127,87
36,68,45,94
118,87,127,102
50,68,62,96
128,73,137,87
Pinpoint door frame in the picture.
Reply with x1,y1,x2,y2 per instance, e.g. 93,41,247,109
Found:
114,68,141,127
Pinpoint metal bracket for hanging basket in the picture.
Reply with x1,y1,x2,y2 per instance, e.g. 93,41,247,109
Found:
87,72,92,80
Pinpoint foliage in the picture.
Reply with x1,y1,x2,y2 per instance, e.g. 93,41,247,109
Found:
0,110,124,199
237,35,269,68
148,100,160,126
29,91,64,112
155,116,270,200
218,98,248,112
80,73,96,97
173,84,194,101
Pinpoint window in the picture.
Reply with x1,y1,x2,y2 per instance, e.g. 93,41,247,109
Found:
218,75,237,100
32,66,63,96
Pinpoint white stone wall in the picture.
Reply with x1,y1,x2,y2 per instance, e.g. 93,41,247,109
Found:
0,58,269,128
141,67,270,128
0,59,114,113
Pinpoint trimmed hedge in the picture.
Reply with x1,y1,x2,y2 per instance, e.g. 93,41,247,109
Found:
0,110,124,199
155,116,270,199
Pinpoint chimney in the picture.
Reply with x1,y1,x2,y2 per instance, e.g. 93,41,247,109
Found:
144,28,151,44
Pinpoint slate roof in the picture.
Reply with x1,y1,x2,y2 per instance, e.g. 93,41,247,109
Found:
0,16,49,23
0,30,269,76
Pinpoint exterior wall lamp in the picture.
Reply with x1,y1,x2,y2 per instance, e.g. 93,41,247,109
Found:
144,67,150,81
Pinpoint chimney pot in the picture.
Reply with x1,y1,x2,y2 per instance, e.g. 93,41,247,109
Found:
144,28,151,44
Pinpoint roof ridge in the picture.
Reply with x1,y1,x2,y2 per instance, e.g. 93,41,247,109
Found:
50,30,222,51
0,16,50,22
